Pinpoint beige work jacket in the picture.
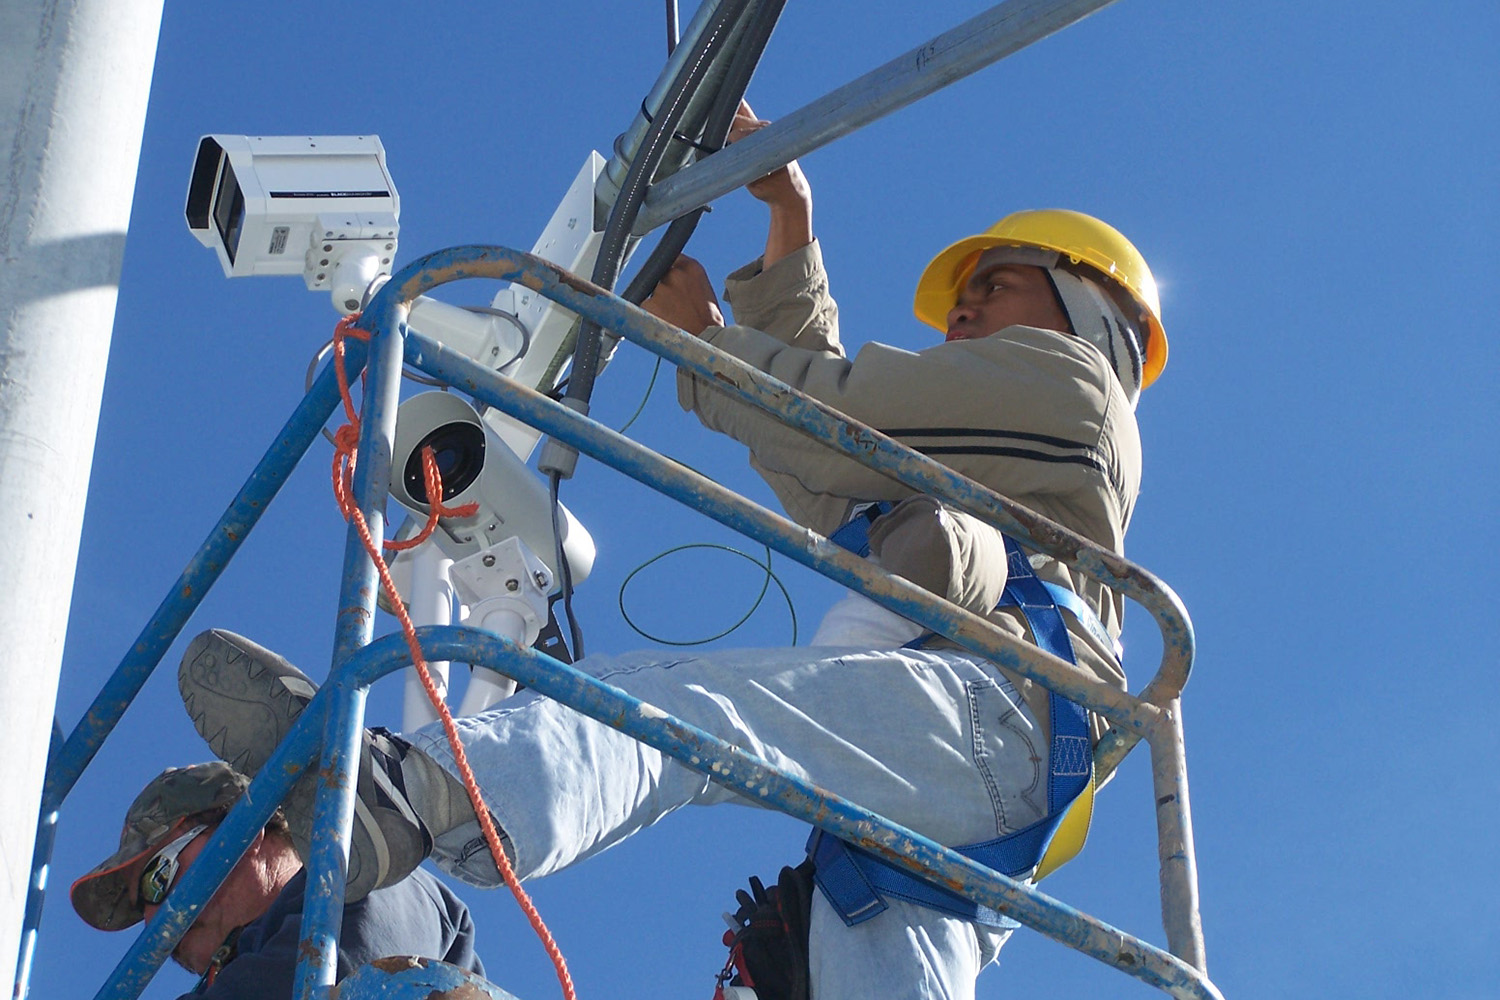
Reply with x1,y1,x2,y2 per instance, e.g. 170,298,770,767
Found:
677,241,1139,739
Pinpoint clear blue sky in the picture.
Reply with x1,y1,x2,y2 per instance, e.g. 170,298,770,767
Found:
32,2,1500,998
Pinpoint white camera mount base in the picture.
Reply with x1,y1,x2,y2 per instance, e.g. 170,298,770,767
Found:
318,242,392,315
449,536,553,715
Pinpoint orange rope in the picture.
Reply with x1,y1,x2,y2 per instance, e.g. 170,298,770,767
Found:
329,315,480,550
329,314,577,1000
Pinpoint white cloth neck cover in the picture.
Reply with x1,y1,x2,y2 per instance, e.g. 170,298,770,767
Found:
1046,268,1144,408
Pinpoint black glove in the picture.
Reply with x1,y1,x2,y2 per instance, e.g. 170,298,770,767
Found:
716,861,815,1000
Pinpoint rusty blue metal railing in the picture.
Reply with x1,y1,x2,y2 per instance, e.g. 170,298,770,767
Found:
108,625,1223,1000
378,244,1208,968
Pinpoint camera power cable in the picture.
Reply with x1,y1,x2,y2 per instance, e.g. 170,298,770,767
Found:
619,541,798,646
561,0,753,420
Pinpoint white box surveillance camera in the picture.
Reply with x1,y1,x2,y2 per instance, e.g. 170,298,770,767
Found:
185,134,400,295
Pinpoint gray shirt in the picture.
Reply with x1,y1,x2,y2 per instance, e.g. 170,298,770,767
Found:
182,868,483,998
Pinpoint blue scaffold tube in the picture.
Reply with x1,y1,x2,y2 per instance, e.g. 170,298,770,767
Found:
401,326,1158,738
317,627,1221,1000
363,244,1193,710
292,311,405,1000
45,339,369,813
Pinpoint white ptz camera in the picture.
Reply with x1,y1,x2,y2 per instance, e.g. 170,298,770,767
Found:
185,134,400,312
184,133,541,363
389,391,596,586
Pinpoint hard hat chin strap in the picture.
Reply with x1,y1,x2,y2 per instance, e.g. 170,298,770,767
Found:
1046,268,1144,408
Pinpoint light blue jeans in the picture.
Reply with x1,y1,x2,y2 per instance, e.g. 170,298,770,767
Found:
410,645,1044,1000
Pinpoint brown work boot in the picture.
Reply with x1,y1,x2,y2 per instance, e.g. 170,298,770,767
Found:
178,629,433,901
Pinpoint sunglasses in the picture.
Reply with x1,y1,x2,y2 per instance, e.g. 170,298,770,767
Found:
138,823,209,907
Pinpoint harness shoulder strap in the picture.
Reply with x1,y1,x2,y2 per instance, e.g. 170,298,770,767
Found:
826,501,893,559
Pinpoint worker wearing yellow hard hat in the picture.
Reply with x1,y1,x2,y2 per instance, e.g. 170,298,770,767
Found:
633,139,1162,995
636,121,1164,993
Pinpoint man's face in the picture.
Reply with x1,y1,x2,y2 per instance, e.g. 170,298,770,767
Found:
945,262,1071,342
138,826,244,974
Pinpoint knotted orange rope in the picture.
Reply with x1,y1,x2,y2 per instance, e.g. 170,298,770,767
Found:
329,314,577,1000
329,318,480,546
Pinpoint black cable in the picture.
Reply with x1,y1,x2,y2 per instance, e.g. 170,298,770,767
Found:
619,210,707,305
618,543,798,646
588,0,789,524
549,470,585,660
618,0,787,308
565,0,752,411
638,100,721,154
697,0,787,154
542,0,787,654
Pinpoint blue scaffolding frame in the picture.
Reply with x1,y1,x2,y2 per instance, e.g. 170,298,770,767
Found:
29,244,1220,1000
16,1,1229,996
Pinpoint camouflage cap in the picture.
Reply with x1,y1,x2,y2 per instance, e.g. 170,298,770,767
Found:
70,762,250,931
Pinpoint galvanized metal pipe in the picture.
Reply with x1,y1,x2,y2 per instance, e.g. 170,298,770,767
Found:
291,312,407,999
637,0,758,178
567,0,754,413
598,0,744,213
1150,698,1207,971
44,342,368,813
633,0,1119,233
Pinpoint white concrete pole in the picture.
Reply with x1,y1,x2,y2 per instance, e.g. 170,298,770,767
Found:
0,0,164,988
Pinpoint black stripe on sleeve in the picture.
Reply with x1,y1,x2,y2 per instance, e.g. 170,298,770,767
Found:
912,444,1108,476
880,426,1099,453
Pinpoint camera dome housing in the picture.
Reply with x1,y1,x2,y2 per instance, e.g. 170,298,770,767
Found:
390,392,594,588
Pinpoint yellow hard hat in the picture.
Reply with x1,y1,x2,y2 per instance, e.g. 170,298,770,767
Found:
913,209,1168,388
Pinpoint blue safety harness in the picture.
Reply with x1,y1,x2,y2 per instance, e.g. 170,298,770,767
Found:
811,502,1116,928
